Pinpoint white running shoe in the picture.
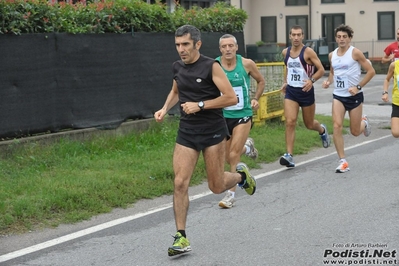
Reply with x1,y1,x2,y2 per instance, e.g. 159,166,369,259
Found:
362,115,371,137
218,191,236,208
245,137,258,160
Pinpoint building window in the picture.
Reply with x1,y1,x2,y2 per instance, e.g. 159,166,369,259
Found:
146,0,230,9
147,0,167,3
321,0,344,3
285,0,307,5
178,0,228,9
322,13,345,51
182,1,210,8
378,12,395,40
261,16,277,43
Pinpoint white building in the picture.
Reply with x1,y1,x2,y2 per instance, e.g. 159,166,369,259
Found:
231,0,398,59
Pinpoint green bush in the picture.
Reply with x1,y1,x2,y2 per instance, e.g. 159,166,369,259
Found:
171,2,247,33
0,0,247,34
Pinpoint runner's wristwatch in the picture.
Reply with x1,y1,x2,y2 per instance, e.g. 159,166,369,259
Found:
198,101,205,110
356,85,362,90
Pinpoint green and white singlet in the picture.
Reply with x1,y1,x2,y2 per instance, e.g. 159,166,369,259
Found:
216,55,253,119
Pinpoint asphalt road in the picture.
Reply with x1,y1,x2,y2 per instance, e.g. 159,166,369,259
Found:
1,74,398,266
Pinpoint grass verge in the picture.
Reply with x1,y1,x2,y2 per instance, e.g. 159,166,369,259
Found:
0,114,338,235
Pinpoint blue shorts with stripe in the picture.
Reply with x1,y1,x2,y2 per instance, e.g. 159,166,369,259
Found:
285,85,315,107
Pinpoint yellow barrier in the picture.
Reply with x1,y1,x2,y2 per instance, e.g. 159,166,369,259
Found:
253,90,285,125
251,62,285,125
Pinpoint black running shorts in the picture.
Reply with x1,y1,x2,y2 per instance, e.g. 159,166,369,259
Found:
225,116,253,135
391,103,399,118
333,93,364,111
176,126,229,152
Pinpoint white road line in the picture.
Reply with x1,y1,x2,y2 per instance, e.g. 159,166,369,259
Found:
0,134,392,263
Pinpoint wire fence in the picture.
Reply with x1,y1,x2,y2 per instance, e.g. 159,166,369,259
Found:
250,62,286,125
250,62,285,94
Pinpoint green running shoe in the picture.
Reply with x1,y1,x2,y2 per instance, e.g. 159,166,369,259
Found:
237,162,256,195
168,232,192,256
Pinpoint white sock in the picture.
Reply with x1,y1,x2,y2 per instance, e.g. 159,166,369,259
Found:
339,158,346,163
228,190,235,198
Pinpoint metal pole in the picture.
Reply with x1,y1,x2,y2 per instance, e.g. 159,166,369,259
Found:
309,0,312,38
